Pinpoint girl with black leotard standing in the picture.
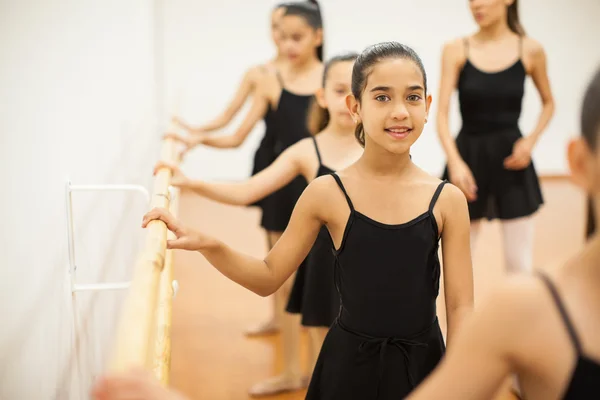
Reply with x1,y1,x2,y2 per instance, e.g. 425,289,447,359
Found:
109,42,474,400
155,53,362,385
438,0,554,274
164,1,325,396
409,65,600,400
164,3,289,337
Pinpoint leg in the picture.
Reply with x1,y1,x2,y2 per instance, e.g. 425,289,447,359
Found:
500,216,535,274
245,231,281,336
248,231,307,396
307,327,328,375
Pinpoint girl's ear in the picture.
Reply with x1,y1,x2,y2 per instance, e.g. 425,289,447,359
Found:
346,93,360,124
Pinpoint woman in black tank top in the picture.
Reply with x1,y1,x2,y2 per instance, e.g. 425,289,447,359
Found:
128,42,474,400
408,66,600,400
154,53,363,384
437,0,554,275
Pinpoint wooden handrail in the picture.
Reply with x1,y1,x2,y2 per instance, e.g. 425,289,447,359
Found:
108,124,178,374
153,185,179,384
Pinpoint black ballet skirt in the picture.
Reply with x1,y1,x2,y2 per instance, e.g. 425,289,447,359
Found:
442,38,543,221
249,106,277,212
306,174,447,399
286,137,339,328
257,85,311,232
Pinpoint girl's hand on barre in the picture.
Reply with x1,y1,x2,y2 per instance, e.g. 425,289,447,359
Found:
153,161,189,188
142,207,214,251
163,132,207,158
92,368,188,400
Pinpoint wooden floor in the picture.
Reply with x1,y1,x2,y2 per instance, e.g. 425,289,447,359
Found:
168,179,585,400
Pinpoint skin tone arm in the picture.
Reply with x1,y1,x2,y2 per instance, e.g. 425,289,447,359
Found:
175,66,262,134
194,84,271,149
407,280,539,400
438,184,475,344
437,41,464,166
437,41,478,201
154,142,310,205
504,41,555,170
141,179,329,297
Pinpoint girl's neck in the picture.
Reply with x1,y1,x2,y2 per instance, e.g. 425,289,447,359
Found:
476,20,513,41
289,55,320,75
322,121,354,139
355,142,413,178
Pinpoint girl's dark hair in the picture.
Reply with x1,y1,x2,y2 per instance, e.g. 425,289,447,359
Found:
507,0,526,36
350,42,427,147
307,52,359,135
582,66,600,238
283,0,324,61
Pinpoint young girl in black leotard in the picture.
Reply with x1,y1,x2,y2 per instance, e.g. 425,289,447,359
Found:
164,1,325,395
438,0,554,274
155,52,362,383
164,2,289,338
95,42,474,400
409,65,600,400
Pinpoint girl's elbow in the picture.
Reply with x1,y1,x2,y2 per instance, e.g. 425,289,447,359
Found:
256,283,277,297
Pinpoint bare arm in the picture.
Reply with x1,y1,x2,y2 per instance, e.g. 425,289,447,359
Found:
171,142,309,206
195,85,270,149
526,40,555,145
437,41,464,164
196,66,262,133
407,282,527,400
439,184,474,345
142,179,328,297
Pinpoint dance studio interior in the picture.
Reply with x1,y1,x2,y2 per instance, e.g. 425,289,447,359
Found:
3,0,600,399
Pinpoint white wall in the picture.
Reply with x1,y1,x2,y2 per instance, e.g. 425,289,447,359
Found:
0,0,160,398
165,0,600,181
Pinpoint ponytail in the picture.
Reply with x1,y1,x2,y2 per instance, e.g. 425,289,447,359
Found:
307,98,329,135
507,0,526,36
586,198,595,238
355,122,365,147
308,0,324,61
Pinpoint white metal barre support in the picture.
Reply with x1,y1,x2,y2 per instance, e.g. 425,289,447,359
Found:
66,181,151,293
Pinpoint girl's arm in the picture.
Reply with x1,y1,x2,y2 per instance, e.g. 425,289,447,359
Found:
437,40,478,201
437,40,465,166
155,141,310,206
525,40,555,146
173,66,262,135
195,82,271,149
504,40,555,170
193,66,264,133
407,281,536,400
439,184,474,345
142,179,329,297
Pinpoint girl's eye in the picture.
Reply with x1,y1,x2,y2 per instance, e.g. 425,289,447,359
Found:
407,95,422,101
375,95,390,102
335,89,346,95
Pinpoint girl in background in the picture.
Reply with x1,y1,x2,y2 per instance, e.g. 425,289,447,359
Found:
167,1,325,395
409,65,600,400
437,0,554,273
156,52,362,381
166,2,288,337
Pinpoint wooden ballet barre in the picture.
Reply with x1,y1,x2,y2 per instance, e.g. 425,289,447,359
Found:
107,120,179,375
153,184,180,385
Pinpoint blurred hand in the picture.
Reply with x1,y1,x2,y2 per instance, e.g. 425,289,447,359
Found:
142,207,212,250
448,159,478,202
92,368,188,400
504,137,533,170
153,161,189,188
